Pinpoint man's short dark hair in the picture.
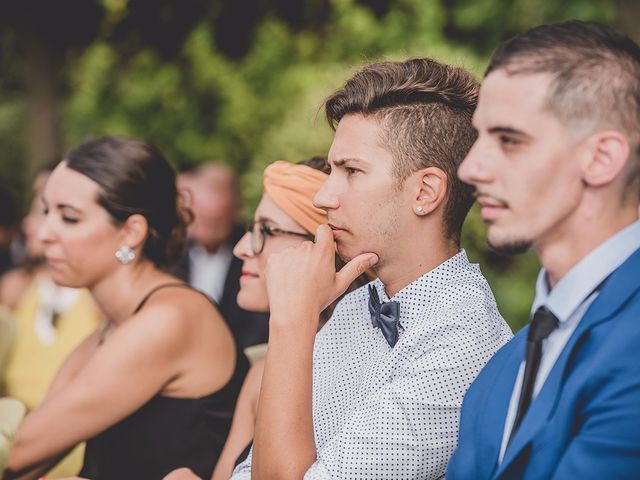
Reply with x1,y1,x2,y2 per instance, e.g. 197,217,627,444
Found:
487,20,640,199
324,58,479,244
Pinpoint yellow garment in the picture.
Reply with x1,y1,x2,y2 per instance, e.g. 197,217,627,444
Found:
3,276,100,476
0,307,15,380
0,397,26,474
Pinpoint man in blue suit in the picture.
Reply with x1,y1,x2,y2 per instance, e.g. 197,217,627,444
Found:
448,21,640,479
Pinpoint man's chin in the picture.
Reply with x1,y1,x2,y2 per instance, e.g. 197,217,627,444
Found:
336,243,379,266
487,235,531,255
335,242,359,263
335,247,351,263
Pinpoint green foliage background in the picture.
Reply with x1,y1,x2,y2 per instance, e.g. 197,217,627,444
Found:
0,0,623,330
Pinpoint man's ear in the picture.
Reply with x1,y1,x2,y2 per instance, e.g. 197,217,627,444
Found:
413,166,448,216
581,130,631,187
120,214,149,251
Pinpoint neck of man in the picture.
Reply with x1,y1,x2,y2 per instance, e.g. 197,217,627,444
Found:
537,195,639,289
200,243,222,255
377,232,460,298
200,233,233,255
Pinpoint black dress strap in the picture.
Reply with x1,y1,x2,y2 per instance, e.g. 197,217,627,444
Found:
133,282,204,314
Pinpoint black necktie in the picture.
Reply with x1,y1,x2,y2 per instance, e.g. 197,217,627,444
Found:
368,285,401,347
509,306,559,442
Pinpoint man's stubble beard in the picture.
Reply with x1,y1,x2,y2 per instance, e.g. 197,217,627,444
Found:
487,229,532,255
334,216,397,266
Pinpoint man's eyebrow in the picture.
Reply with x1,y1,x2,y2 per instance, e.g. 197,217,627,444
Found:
331,157,366,167
488,126,531,138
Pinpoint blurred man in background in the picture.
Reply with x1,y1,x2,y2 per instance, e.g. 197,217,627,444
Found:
175,163,268,349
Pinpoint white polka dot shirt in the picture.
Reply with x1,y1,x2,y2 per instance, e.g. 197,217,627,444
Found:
231,250,512,479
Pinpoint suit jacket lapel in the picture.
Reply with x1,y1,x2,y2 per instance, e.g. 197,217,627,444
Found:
473,336,526,478
496,247,640,477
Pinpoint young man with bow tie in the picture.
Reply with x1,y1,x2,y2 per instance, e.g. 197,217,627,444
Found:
232,58,512,479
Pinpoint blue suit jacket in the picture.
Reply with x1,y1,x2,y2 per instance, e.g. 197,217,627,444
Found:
447,247,640,479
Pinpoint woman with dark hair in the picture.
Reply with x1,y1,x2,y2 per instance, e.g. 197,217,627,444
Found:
5,136,247,480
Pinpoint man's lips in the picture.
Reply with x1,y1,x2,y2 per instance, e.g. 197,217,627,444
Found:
475,194,509,221
328,223,349,233
476,195,507,208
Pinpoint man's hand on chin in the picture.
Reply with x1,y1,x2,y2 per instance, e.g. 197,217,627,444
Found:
265,224,377,330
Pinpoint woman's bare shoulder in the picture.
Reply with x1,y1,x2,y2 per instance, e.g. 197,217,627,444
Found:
122,284,232,358
137,285,226,330
119,283,236,396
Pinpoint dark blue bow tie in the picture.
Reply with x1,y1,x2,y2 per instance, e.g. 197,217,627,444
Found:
368,284,401,347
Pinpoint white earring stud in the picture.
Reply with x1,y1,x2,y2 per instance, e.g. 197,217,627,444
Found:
115,245,136,265
415,206,424,213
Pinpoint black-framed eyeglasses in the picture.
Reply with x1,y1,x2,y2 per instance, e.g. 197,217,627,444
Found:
247,220,313,255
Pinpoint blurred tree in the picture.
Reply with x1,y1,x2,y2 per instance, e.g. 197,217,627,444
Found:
0,0,634,330
616,0,640,44
442,0,617,54
0,0,103,185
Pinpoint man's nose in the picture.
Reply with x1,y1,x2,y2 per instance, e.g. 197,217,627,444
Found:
458,139,492,186
313,177,339,211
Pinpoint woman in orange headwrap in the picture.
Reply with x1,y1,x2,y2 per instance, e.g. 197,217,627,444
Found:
164,158,369,480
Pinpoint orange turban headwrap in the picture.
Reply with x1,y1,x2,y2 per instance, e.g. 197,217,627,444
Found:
263,160,328,235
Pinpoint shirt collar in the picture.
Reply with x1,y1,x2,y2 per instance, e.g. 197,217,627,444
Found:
189,242,232,261
532,220,640,322
371,250,476,328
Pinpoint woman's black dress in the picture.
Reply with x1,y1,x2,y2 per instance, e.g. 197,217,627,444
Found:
79,283,249,480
